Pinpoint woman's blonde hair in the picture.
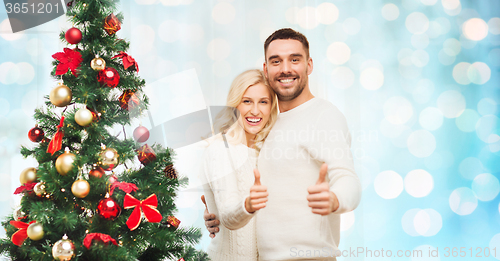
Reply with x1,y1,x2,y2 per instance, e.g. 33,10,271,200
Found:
212,69,278,151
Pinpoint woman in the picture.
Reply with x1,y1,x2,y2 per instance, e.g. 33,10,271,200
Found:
200,69,278,261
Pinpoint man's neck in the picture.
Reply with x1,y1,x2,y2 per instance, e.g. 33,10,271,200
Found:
278,90,315,113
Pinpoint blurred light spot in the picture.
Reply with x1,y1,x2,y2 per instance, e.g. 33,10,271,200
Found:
407,130,436,158
411,34,429,49
327,42,351,65
212,60,231,78
342,17,361,35
420,107,443,131
0,62,20,85
405,169,434,197
427,21,443,38
436,17,451,33
207,38,231,61
488,134,500,152
360,59,384,72
488,17,500,35
467,62,491,85
420,209,442,237
0,98,10,117
384,97,413,125
324,23,349,43
398,48,414,66
441,0,460,10
16,62,34,85
297,6,320,29
463,18,489,41
317,2,339,25
412,79,435,104
455,109,480,132
477,98,497,116
460,34,477,49
488,49,500,66
402,208,421,236
438,49,456,65
381,3,399,21
158,20,180,43
453,62,471,85
0,19,24,41
406,12,429,34
340,211,355,231
475,115,499,143
443,38,461,56
421,0,438,5
332,67,355,89
360,67,384,90
374,170,404,199
459,157,485,180
414,210,431,235
285,7,300,24
490,234,500,260
437,90,466,118
472,173,500,201
212,2,236,25
450,187,478,215
412,49,430,67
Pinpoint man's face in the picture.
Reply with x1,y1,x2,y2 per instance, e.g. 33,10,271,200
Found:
263,39,313,102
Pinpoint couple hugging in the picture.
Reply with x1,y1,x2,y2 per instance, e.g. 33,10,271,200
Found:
199,28,362,261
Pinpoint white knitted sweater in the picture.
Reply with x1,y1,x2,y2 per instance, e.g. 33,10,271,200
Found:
201,137,259,261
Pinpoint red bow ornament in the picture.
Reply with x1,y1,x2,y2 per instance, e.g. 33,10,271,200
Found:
83,233,118,249
47,116,65,155
10,220,36,246
112,51,139,72
124,194,162,231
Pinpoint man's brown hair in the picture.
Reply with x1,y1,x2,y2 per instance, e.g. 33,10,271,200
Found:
264,28,310,59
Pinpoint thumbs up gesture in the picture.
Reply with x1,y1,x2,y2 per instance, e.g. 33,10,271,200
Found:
307,163,339,215
245,169,268,213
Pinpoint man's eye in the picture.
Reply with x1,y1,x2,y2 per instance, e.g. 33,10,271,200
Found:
271,60,280,64
292,59,299,62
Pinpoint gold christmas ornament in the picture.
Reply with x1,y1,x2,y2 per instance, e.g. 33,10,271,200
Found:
49,84,72,107
90,57,106,71
71,179,90,198
56,148,76,176
75,107,93,127
33,182,46,197
52,235,75,261
99,147,119,171
27,222,44,241
19,167,37,184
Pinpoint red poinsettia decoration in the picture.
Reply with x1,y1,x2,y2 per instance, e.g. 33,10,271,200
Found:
112,52,139,72
52,48,82,77
109,181,138,196
14,182,36,195
83,233,118,249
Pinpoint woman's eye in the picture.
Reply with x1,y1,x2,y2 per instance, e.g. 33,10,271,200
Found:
243,100,251,104
261,101,268,104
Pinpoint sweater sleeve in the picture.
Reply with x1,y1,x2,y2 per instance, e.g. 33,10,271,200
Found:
203,143,256,230
308,103,362,214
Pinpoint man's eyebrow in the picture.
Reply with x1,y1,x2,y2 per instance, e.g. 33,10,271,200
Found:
290,53,303,57
268,55,280,60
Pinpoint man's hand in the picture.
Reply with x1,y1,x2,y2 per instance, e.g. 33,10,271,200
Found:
201,195,219,238
307,163,339,215
245,169,268,213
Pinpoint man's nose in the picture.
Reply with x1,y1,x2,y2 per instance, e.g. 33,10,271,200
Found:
281,60,292,74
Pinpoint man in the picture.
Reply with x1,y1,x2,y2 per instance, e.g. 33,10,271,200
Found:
204,28,362,260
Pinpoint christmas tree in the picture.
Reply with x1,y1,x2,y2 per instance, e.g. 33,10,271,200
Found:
0,0,208,260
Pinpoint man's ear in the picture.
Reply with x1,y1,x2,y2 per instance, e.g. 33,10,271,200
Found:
307,57,313,75
263,62,268,78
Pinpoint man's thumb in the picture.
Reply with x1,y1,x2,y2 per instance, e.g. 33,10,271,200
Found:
254,169,261,186
316,163,328,185
201,195,208,209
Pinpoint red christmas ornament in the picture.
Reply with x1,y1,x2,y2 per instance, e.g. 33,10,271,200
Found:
103,13,121,35
119,90,140,110
28,125,44,142
136,144,156,165
166,216,181,230
97,67,120,88
133,126,149,143
52,48,82,77
97,197,121,220
89,165,105,179
65,27,82,44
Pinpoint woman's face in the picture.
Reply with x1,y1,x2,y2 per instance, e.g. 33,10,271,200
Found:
236,83,272,138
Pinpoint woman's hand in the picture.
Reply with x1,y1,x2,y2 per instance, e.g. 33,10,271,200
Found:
245,169,268,213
